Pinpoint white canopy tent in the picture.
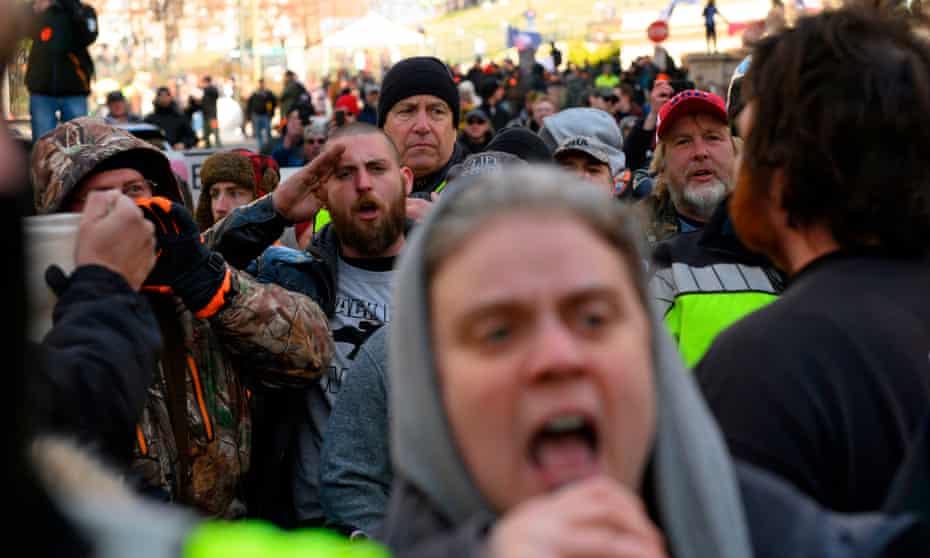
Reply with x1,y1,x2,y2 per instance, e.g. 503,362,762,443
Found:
321,12,426,74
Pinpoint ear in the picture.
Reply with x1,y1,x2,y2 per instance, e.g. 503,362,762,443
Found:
768,167,793,229
401,166,414,196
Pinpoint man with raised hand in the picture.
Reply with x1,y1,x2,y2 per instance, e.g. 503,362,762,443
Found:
207,122,414,527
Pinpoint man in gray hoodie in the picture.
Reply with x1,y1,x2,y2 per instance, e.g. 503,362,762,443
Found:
378,167,927,558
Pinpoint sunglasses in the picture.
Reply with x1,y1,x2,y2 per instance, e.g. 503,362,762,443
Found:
466,118,488,125
305,138,326,145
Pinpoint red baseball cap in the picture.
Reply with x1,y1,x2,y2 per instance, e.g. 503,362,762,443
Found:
656,89,728,140
334,94,360,116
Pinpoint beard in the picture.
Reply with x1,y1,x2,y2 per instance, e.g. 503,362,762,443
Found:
669,177,730,222
730,164,786,269
330,180,407,257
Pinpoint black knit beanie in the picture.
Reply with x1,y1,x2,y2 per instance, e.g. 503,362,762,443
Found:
484,127,553,163
378,57,460,128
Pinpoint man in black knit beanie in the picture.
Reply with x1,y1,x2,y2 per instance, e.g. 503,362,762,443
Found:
378,56,465,222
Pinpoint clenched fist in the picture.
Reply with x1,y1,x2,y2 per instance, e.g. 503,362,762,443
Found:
75,190,156,291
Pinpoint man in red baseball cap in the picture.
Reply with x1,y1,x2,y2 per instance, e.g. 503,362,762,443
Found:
334,93,360,128
645,88,782,369
638,89,737,245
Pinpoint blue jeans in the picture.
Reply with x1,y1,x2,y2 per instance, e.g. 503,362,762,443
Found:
253,114,272,152
30,94,88,140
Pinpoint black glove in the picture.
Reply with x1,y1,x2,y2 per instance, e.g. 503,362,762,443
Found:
136,197,232,318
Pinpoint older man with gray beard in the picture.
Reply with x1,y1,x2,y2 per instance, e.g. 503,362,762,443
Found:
637,90,736,246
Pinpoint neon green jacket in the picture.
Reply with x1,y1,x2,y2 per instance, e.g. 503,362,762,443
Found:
649,204,784,367
185,522,390,558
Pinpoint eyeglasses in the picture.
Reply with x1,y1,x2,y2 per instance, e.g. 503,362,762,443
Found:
74,179,158,206
305,138,326,145
466,118,487,125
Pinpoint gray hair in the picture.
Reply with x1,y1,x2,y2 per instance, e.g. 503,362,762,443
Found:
424,166,649,307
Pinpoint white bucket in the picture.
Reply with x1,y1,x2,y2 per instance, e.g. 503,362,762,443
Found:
24,213,81,342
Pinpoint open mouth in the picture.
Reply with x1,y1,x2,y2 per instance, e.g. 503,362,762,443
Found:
690,169,714,180
355,199,381,220
528,414,601,490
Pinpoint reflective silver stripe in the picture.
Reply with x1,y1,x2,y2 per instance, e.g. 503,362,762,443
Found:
713,263,748,291
690,265,723,291
649,267,678,316
736,264,777,293
671,262,699,292
667,262,776,294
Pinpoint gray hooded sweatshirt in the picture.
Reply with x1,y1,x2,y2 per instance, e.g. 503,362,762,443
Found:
378,173,924,558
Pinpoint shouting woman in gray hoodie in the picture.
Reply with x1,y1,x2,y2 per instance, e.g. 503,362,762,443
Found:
379,167,925,558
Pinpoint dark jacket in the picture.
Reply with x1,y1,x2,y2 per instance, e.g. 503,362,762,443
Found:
456,131,492,155
624,115,656,172
202,85,220,120
246,89,277,119
411,141,466,196
25,0,98,96
144,102,197,148
697,251,930,513
280,80,309,120
881,413,930,555
358,104,378,126
270,139,306,168
36,265,161,469
379,463,924,558
479,102,511,132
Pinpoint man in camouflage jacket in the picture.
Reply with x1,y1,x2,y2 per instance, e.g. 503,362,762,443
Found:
30,117,334,517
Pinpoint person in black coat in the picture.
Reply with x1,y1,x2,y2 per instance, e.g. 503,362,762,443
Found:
145,87,198,149
24,0,98,140
201,75,221,147
456,108,493,154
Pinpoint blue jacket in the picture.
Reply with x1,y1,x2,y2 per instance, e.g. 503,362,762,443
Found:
271,141,307,168
208,195,338,316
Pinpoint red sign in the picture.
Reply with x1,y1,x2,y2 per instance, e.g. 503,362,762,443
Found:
647,20,669,43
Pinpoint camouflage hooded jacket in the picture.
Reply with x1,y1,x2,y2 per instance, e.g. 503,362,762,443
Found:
31,118,334,517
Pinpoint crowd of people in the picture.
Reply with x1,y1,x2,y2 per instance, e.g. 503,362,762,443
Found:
9,3,930,558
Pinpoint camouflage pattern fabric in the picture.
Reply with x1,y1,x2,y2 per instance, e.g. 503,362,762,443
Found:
32,117,335,517
213,270,333,385
30,117,182,213
133,270,333,518
637,191,680,248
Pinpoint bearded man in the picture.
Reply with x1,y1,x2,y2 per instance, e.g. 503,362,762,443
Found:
646,81,785,367
637,90,736,246
206,122,413,527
